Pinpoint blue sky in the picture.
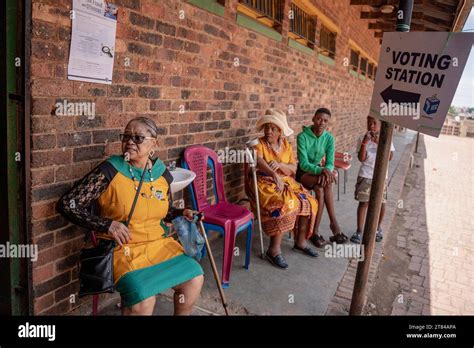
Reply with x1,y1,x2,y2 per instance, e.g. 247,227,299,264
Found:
451,6,474,108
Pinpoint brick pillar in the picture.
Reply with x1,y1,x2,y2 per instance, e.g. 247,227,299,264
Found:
225,0,239,21
282,0,291,41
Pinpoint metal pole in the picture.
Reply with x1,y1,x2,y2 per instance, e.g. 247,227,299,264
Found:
415,132,420,153
349,0,414,316
246,141,265,258
251,163,265,258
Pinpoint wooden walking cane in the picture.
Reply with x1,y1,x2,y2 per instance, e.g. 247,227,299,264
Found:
195,213,229,316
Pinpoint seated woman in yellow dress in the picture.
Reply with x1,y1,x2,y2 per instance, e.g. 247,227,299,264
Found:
250,109,319,269
57,117,204,315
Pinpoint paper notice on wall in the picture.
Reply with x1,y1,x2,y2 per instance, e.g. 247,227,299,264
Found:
67,0,118,84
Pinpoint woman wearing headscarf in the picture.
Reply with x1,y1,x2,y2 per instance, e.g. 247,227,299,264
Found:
249,109,319,269
57,116,204,315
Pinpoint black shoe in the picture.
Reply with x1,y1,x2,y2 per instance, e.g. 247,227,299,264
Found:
310,234,329,249
376,229,383,242
293,244,319,258
265,251,288,269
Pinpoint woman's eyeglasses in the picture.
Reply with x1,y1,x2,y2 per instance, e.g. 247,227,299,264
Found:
119,134,155,144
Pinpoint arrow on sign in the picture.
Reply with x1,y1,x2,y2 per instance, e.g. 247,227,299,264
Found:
380,85,421,104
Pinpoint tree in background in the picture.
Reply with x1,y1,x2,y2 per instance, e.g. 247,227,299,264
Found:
448,106,458,115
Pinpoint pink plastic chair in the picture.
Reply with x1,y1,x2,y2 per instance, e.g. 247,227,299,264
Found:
182,145,254,288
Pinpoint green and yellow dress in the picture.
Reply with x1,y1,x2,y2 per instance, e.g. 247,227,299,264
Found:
58,155,203,307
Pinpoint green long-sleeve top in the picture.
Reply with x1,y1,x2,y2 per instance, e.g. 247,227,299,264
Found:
296,126,335,175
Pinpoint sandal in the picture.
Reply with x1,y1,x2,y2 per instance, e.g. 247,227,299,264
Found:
350,232,362,244
265,251,288,269
376,229,383,242
293,244,319,258
310,234,329,249
330,232,348,244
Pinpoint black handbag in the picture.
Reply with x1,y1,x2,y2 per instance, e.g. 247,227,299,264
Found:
78,238,116,297
78,161,148,297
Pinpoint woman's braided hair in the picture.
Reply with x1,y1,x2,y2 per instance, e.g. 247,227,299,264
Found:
127,116,159,138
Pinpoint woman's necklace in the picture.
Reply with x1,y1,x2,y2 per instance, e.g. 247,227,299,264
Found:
128,164,156,199
266,138,282,154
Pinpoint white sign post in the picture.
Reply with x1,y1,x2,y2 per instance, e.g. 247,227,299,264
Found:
68,0,118,85
370,32,474,137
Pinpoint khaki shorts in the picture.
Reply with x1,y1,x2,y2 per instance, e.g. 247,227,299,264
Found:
354,176,387,203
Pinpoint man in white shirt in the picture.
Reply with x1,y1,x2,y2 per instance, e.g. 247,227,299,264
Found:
350,116,395,243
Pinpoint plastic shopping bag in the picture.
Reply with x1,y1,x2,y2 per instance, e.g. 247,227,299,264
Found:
172,216,205,261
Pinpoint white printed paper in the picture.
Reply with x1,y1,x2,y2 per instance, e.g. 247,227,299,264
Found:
68,0,118,84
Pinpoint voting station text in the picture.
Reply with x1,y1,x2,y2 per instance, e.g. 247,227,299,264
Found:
385,50,455,88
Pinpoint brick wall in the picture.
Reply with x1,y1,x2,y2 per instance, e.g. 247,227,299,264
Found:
29,0,380,314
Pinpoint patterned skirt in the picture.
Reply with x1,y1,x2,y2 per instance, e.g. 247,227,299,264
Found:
251,174,318,238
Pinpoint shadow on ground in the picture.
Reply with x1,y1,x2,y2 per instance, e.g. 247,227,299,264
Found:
366,134,430,315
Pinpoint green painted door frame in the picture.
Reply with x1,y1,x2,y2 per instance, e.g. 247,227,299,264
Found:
0,0,31,315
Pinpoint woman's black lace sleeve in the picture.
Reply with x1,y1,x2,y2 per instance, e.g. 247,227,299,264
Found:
57,164,113,233
162,168,186,223
163,188,185,223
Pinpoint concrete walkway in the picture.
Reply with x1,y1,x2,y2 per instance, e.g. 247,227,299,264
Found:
368,134,474,315
98,130,416,316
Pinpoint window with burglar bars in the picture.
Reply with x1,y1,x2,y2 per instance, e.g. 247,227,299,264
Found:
350,49,359,72
290,2,316,48
360,57,368,76
368,63,374,79
319,25,336,59
239,0,284,29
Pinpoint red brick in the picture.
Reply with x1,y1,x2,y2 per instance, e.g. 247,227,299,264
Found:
36,243,73,267
73,83,107,97
31,79,73,97
31,168,55,187
105,142,123,156
32,263,54,284
32,133,56,150
32,116,75,133
31,182,71,203
123,98,149,112
141,0,165,18
55,161,92,182
57,132,91,148
73,145,105,162
32,2,71,27
31,149,72,168
31,61,55,78
31,201,57,221
39,298,71,315
34,293,55,313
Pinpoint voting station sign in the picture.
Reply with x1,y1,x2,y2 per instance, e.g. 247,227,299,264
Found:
369,32,474,137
